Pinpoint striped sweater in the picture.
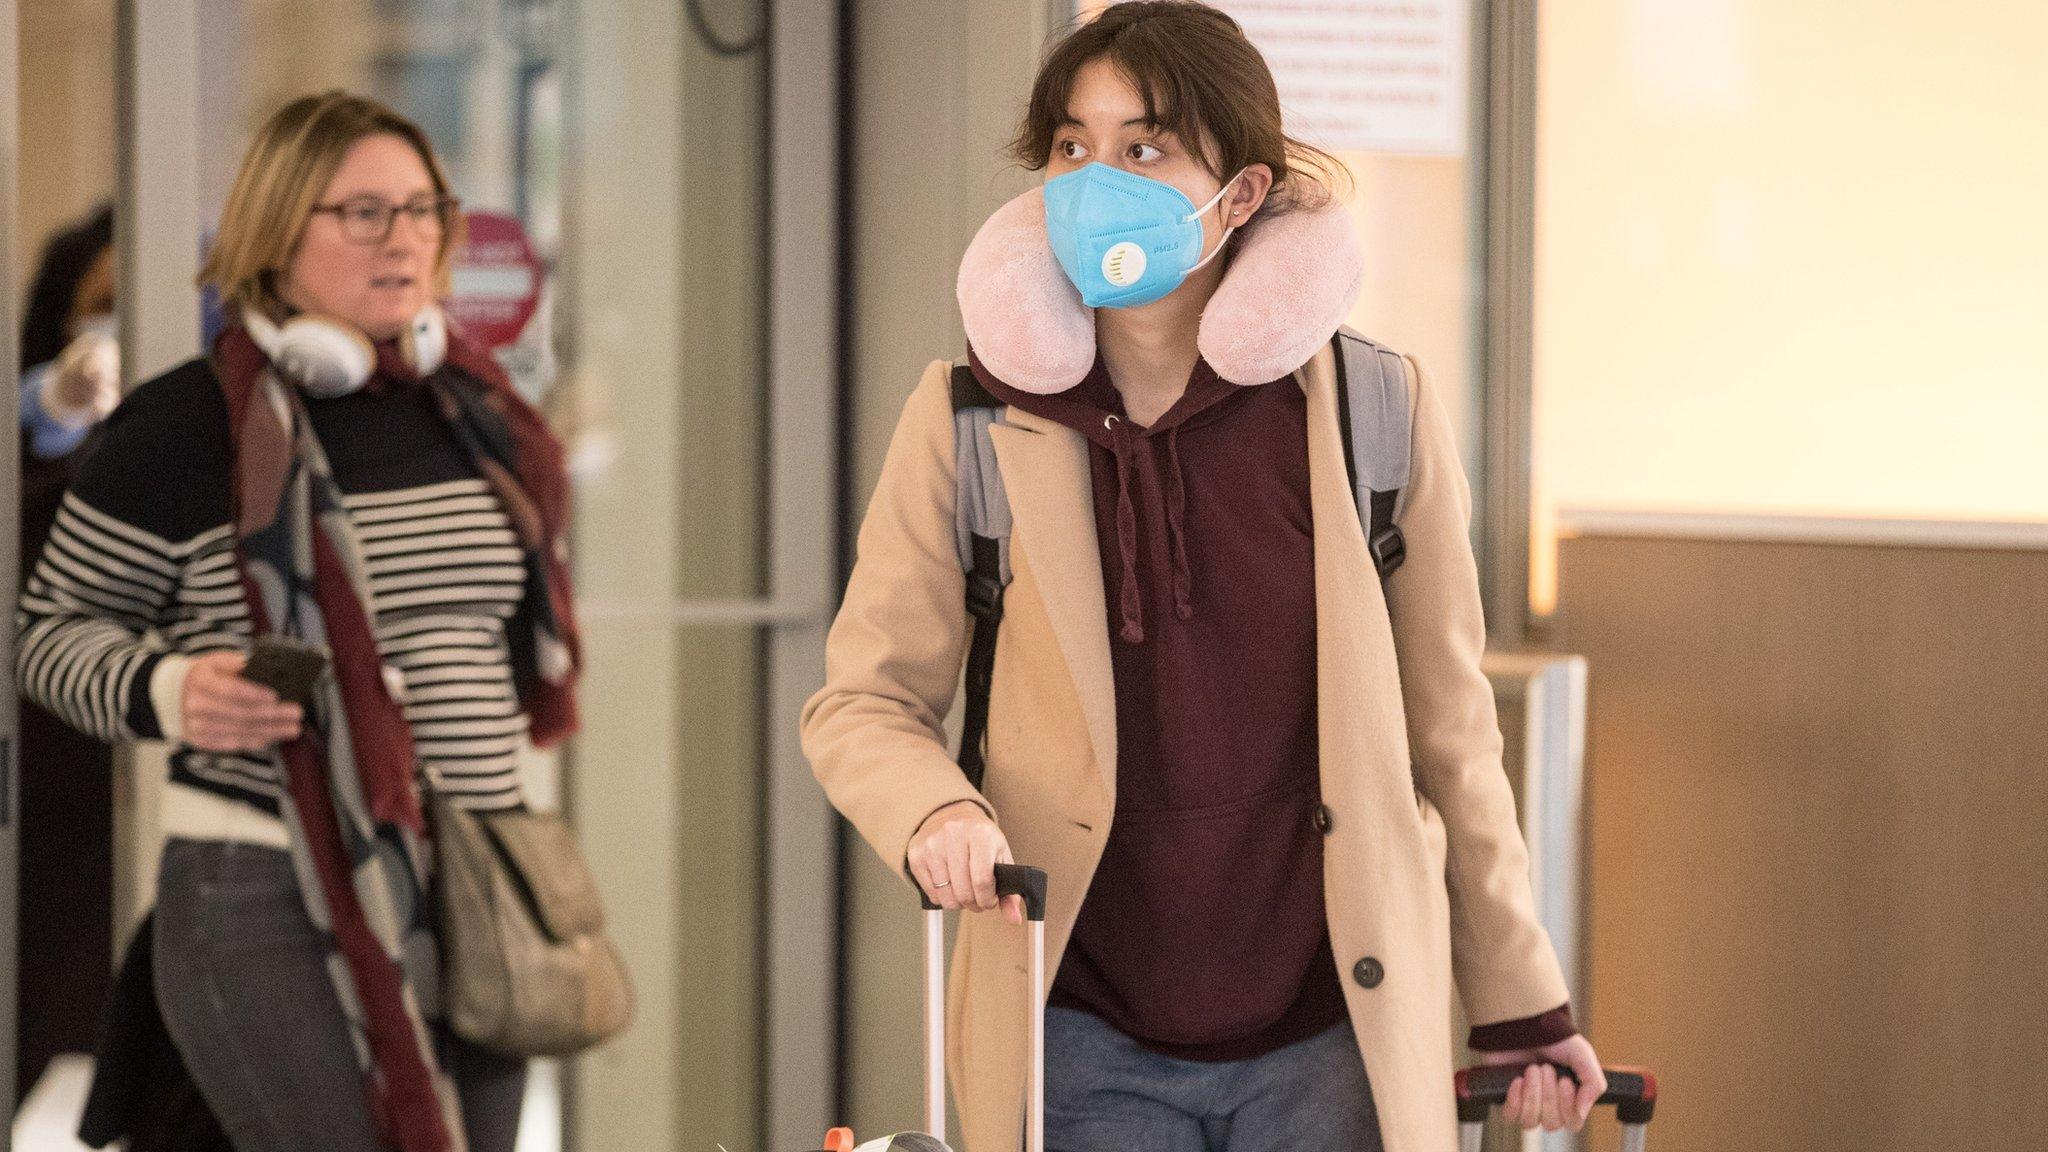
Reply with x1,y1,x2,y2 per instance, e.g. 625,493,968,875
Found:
16,358,531,836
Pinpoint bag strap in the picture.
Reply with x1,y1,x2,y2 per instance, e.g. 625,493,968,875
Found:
949,363,1009,791
1331,326,1414,579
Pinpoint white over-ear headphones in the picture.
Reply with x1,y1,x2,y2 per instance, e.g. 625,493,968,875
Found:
242,306,447,399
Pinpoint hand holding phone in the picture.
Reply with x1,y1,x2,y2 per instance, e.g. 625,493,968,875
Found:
177,646,314,753
237,636,331,710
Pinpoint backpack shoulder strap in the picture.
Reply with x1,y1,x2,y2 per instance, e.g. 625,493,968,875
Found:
948,360,1011,790
1330,327,1416,578
948,361,1011,575
949,357,1000,410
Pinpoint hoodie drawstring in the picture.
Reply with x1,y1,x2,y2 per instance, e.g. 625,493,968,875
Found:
1108,416,1145,643
1106,416,1197,643
1163,426,1194,622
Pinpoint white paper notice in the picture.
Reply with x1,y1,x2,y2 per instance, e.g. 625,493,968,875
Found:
1211,0,1469,156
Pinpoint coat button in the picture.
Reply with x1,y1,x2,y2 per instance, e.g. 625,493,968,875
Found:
1352,957,1385,989
1313,804,1334,834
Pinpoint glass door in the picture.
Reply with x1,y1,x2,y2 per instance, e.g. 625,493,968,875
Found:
108,1,842,1149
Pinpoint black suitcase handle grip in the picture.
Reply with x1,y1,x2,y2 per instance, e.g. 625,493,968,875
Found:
1455,1063,1657,1126
919,863,1048,922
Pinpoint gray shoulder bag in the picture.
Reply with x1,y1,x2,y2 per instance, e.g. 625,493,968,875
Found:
430,783,635,1056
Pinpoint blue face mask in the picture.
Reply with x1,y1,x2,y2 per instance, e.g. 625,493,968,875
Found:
1042,162,1245,308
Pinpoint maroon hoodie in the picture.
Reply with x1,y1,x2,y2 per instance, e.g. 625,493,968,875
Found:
969,347,1573,1061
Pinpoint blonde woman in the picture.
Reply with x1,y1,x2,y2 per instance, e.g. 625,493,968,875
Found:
18,92,580,1152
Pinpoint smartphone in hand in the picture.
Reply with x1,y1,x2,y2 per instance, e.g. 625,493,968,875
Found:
238,635,331,709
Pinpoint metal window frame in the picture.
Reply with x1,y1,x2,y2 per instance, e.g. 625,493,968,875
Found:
108,0,203,967
764,2,843,1147
1480,0,1540,648
117,0,201,389
0,0,22,1126
1480,651,1589,1152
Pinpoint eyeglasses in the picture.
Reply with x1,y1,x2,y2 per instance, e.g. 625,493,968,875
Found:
310,194,461,245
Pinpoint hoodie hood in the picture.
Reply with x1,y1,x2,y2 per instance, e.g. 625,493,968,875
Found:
970,347,1246,643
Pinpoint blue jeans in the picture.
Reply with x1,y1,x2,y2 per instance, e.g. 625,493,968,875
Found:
153,838,527,1152
1044,1006,1384,1152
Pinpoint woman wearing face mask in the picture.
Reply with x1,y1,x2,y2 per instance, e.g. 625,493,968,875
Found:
17,92,580,1152
19,205,121,465
805,5,1606,1151
14,204,120,1107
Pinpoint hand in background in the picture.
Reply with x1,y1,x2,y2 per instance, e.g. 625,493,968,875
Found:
46,329,121,423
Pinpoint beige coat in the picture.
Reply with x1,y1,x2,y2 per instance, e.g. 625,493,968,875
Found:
802,344,1569,1152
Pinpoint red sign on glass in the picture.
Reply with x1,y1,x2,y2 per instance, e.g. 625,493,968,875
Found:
448,211,542,350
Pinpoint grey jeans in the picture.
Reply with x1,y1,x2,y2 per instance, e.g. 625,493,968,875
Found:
1044,1006,1384,1152
153,838,527,1152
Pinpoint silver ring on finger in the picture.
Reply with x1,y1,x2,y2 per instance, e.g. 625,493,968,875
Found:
931,880,950,888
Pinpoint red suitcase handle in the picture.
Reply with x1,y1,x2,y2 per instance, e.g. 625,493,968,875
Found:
1455,1062,1658,1125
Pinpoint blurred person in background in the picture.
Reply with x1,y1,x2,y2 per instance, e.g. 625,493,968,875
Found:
14,202,120,1107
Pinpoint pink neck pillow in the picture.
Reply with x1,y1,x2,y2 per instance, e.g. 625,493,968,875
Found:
956,184,1366,394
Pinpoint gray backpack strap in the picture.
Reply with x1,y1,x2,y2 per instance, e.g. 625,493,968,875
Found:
950,362,1012,584
1331,326,1415,577
949,361,1010,790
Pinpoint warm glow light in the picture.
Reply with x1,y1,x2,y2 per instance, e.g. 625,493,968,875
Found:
1532,0,2048,611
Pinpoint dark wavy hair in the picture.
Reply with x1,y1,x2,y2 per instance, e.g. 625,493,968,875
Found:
1008,1,1350,214
21,204,113,372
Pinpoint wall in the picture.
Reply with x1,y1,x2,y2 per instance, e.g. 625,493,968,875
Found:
1536,7,2048,1150
1339,151,1482,469
1555,532,2048,1152
19,0,113,294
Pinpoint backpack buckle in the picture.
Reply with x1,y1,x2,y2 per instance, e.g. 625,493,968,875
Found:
1368,526,1407,577
965,572,1006,619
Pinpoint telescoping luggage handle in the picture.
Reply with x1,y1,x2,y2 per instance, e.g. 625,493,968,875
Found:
919,864,1049,1152
1455,1062,1658,1152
